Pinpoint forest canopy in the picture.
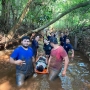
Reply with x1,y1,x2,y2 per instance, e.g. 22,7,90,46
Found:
0,0,90,38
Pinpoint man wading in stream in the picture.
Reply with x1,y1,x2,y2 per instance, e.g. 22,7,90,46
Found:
9,36,35,86
47,37,69,81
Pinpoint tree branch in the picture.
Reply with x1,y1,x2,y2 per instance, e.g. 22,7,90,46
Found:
21,1,90,37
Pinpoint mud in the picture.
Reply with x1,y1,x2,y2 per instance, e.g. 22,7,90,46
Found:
0,50,90,90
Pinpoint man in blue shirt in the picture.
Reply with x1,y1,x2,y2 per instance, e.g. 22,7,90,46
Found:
60,33,65,46
31,35,39,61
10,36,35,86
63,38,74,58
43,39,52,56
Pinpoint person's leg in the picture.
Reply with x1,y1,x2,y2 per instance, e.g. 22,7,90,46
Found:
49,68,61,81
16,73,25,86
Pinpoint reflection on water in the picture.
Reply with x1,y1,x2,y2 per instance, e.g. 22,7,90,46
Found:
78,62,87,67
0,51,90,90
59,75,73,90
58,52,90,90
40,75,50,90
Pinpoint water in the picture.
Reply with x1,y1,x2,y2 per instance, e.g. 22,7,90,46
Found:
0,51,90,90
58,51,90,90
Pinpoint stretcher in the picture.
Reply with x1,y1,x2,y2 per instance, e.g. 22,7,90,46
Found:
35,56,48,74
35,68,48,74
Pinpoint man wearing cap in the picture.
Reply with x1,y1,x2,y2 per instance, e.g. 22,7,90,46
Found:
9,36,35,86
47,37,69,81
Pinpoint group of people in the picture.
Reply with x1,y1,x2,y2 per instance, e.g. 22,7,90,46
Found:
9,30,74,86
60,32,74,58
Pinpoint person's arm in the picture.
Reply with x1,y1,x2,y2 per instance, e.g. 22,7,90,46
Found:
62,55,69,76
10,57,26,65
9,48,26,65
46,31,48,37
36,56,41,62
47,55,52,72
60,47,69,76
71,49,74,58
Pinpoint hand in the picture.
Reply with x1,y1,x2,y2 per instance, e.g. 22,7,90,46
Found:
62,70,66,76
15,60,26,66
71,54,74,58
47,68,49,73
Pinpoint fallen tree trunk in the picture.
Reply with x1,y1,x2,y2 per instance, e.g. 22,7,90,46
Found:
2,1,90,46
21,1,90,37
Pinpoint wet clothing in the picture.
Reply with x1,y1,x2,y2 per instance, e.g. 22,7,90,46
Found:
64,35,70,42
31,39,39,57
49,67,61,81
16,72,33,86
63,35,67,42
60,35,67,46
50,46,67,70
16,73,25,86
10,46,34,76
49,46,67,81
43,43,52,55
36,56,47,69
10,46,34,86
47,35,51,41
63,43,73,54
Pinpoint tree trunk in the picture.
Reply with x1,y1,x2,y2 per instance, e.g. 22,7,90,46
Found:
1,0,10,33
4,1,90,45
6,1,11,33
1,0,6,24
11,5,17,25
6,0,32,40
74,35,78,50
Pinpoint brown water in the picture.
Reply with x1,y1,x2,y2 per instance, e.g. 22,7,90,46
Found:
0,50,90,90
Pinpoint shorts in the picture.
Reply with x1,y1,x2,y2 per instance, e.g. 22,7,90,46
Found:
49,67,61,81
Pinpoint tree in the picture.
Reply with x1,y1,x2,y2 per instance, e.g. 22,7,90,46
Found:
2,0,90,45
21,1,90,36
6,0,32,40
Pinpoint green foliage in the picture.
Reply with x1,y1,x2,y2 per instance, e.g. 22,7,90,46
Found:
0,0,90,32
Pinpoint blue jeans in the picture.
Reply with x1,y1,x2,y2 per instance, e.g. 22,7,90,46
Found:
16,73,25,86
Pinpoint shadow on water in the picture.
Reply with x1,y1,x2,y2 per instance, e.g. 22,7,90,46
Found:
0,51,90,90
